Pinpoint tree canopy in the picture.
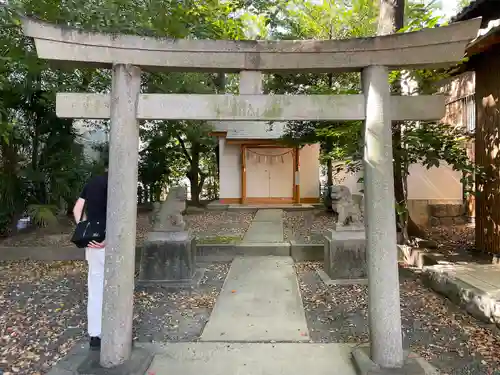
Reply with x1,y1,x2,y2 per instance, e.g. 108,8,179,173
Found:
0,0,475,242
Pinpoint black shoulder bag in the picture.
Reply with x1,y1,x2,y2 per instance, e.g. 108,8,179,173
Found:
71,207,106,249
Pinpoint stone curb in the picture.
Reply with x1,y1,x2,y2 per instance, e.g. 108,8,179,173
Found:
289,241,324,262
421,265,500,328
0,246,86,261
316,268,367,286
0,242,327,262
196,243,291,259
0,243,293,261
0,243,444,264
397,245,439,269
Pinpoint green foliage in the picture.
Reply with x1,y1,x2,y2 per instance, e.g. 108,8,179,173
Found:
268,0,475,224
262,0,377,180
0,1,108,234
1,0,248,220
27,204,58,227
400,120,475,189
0,0,479,237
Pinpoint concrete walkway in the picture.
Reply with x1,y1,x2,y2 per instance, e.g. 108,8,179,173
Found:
148,342,356,375
200,256,309,342
242,209,284,243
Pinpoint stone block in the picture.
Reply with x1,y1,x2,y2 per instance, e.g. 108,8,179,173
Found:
138,231,203,287
437,217,454,226
422,265,500,328
453,216,466,225
397,245,438,269
324,229,366,279
429,217,440,227
429,204,464,218
413,238,438,249
352,345,439,375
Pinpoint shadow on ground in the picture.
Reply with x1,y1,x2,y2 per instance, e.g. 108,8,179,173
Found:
295,262,500,375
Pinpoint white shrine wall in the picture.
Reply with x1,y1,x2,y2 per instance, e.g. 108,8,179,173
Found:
330,162,463,226
299,144,321,200
219,138,242,202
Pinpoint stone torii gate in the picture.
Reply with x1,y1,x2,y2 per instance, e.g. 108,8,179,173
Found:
20,16,480,372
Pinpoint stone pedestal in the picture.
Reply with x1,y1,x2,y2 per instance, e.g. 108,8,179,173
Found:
138,231,203,288
78,346,154,375
352,345,439,375
324,227,366,280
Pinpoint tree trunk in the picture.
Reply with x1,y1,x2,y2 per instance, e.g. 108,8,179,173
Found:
377,0,405,35
0,135,21,235
213,73,224,200
327,159,333,186
215,143,220,190
393,128,410,243
323,139,334,186
377,0,424,244
188,145,202,206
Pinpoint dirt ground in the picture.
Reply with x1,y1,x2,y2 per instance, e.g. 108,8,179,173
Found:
0,210,254,248
296,262,500,375
1,213,497,375
423,224,490,264
0,260,230,375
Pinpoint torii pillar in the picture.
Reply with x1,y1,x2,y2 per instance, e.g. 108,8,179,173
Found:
362,65,404,368
100,64,141,367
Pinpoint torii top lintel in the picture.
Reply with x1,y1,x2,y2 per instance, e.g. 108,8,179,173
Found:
20,17,481,73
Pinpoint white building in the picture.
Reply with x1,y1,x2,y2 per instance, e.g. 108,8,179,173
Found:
212,120,321,204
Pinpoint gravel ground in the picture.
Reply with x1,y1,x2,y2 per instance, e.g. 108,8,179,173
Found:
185,211,254,243
296,262,500,375
0,260,230,375
0,211,254,248
284,210,336,243
423,224,488,262
0,214,154,248
425,224,475,251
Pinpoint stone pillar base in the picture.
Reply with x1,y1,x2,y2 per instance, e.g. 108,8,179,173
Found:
138,231,204,288
77,347,153,375
352,346,439,375
324,228,366,279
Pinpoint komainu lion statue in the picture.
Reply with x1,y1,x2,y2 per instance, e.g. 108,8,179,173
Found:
330,185,362,225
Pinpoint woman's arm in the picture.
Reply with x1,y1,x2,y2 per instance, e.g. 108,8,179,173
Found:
73,198,86,223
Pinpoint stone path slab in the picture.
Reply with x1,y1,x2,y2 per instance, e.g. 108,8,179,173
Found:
253,209,283,222
423,263,500,327
243,209,284,243
148,342,357,375
200,256,309,342
44,342,357,375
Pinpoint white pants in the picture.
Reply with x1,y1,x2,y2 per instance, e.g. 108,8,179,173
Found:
86,247,105,337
